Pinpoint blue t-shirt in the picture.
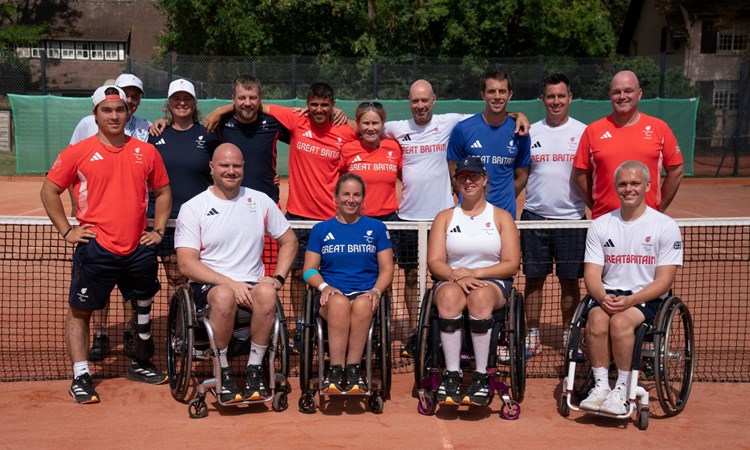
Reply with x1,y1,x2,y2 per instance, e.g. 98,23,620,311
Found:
446,113,531,217
217,112,290,203
147,124,219,218
307,216,392,295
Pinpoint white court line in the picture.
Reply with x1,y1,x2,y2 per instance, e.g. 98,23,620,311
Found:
437,419,454,449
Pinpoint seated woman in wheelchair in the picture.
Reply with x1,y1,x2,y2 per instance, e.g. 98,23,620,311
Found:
579,160,683,415
427,156,520,406
302,173,394,394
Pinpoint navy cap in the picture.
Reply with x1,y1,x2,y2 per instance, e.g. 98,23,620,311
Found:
455,156,485,174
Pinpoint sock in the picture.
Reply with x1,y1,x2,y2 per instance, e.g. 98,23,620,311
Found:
469,315,492,374
528,327,539,337
73,361,90,378
219,347,229,368
248,341,268,366
593,367,610,388
440,314,463,372
136,299,152,340
616,369,630,388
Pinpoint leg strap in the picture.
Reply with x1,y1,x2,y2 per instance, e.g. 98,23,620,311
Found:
439,316,463,332
469,316,494,333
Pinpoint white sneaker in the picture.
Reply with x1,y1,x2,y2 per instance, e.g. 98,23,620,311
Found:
600,385,628,415
579,384,611,411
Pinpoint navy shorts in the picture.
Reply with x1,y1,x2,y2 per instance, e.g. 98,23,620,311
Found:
69,240,160,310
189,281,257,311
371,212,401,267
286,212,315,270
520,209,586,279
312,289,371,315
580,290,665,324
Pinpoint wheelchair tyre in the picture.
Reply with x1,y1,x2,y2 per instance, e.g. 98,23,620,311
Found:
380,293,392,400
508,289,526,403
500,399,521,420
414,288,434,388
654,297,695,416
272,391,288,412
417,390,437,415
299,289,316,392
558,393,570,417
167,287,194,402
188,397,208,419
565,298,594,400
368,394,384,414
636,408,649,430
298,392,316,414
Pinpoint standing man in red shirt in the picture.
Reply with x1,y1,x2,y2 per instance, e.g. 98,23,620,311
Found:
572,70,684,219
41,85,172,404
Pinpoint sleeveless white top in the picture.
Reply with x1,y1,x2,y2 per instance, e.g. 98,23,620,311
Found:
445,202,501,269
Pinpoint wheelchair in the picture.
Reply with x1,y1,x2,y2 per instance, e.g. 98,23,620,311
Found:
414,286,526,419
166,285,290,419
297,287,392,414
559,295,695,430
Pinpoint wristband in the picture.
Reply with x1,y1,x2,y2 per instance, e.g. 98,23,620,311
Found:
318,282,329,292
302,268,320,282
371,287,382,298
62,228,73,238
153,229,164,237
273,274,286,286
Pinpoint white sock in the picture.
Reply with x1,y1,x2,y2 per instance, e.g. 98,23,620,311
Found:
136,299,152,340
469,315,492,374
219,347,229,368
593,367,610,388
440,314,463,372
73,361,90,378
248,341,268,366
616,369,630,388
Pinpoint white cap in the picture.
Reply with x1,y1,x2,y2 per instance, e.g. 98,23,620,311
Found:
92,85,127,108
115,74,144,93
168,79,196,98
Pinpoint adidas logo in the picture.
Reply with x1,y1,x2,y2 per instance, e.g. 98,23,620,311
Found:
600,131,613,139
532,141,542,148
206,208,219,216
89,152,104,161
155,138,166,145
402,134,412,141
352,155,362,163
449,225,462,233
323,232,335,242
603,238,615,248
470,140,483,149
303,130,313,138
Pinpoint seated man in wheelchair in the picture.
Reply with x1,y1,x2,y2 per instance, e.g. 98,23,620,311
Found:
427,157,520,406
302,173,394,394
175,143,297,403
579,160,683,415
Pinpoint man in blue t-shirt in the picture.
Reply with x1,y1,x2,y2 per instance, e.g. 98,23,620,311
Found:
447,68,531,219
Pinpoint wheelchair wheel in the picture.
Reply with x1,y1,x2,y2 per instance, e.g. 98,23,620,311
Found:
414,288,434,388
636,408,649,430
654,297,695,416
507,289,526,403
565,298,594,400
272,391,289,412
378,292,392,400
167,287,194,402
299,288,316,393
188,396,208,419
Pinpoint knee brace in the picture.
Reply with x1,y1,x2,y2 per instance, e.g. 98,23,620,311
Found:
469,316,494,334
439,315,463,333
132,299,154,360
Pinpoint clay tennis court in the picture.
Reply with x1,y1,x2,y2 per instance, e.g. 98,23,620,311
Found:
0,177,748,448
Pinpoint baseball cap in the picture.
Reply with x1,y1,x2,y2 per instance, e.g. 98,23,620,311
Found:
455,156,485,174
168,79,196,98
91,85,127,108
115,74,144,93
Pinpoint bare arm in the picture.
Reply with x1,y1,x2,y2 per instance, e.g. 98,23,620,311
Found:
176,246,255,307
427,209,453,281
203,103,234,133
272,228,298,281
514,166,529,198
507,111,530,136
583,262,607,304
659,163,684,212
572,167,593,210
141,183,172,246
41,179,96,244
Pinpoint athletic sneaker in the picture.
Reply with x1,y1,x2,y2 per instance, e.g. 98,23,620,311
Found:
123,330,135,359
69,373,100,404
525,334,542,359
579,383,612,412
400,334,418,359
344,364,367,393
243,364,268,400
219,367,243,404
437,370,462,405
322,364,345,394
497,345,510,364
126,359,168,385
600,385,628,415
88,333,110,361
461,372,491,406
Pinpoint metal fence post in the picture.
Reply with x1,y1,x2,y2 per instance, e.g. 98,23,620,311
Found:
40,50,47,95
291,54,297,98
373,60,379,99
412,54,417,81
732,60,748,176
537,55,544,94
659,52,666,98
166,52,173,81
126,55,132,73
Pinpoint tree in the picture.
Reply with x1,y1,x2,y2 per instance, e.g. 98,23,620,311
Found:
0,2,46,47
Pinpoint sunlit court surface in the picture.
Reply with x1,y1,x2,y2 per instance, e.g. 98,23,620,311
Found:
0,177,748,448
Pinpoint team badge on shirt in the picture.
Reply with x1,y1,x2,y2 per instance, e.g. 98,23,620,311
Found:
643,125,654,140
506,140,516,155
641,235,653,253
363,230,374,244
133,147,143,163
483,222,495,236
246,197,257,212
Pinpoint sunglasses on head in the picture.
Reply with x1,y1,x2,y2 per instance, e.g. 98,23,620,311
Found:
360,101,384,109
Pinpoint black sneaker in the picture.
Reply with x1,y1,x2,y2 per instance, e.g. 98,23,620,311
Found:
344,364,367,393
322,364,345,394
69,373,100,404
123,330,135,359
126,359,168,385
461,372,491,406
437,370,462,405
88,333,111,361
400,333,418,359
243,364,268,400
219,367,243,404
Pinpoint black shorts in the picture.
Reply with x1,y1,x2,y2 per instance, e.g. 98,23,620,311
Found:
151,226,176,258
286,212,316,270
395,215,425,270
189,281,258,311
580,290,665,324
520,209,586,279
371,212,401,266
69,240,160,310
311,289,370,315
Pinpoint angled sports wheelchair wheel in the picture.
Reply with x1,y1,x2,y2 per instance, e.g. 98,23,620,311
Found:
414,288,435,388
565,297,594,400
377,292,392,400
299,288,316,393
264,299,289,397
167,287,194,402
654,297,695,416
507,289,526,403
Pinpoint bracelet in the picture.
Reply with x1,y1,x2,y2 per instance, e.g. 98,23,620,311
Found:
153,229,164,237
371,287,382,298
318,282,329,292
302,268,320,282
62,228,73,238
273,274,286,286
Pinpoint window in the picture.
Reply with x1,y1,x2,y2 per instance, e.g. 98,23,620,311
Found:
90,43,104,60
61,42,75,59
75,42,90,59
717,22,749,53
713,81,739,110
104,43,120,60
46,41,60,58
15,45,30,58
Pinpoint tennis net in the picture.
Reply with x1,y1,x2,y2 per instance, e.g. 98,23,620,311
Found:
0,216,747,382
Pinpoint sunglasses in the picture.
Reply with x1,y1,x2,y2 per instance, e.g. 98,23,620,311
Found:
455,172,484,183
359,101,384,109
